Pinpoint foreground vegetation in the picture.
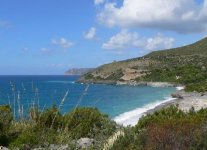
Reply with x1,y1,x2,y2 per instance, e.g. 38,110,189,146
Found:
2,104,207,149
0,105,117,149
111,105,207,150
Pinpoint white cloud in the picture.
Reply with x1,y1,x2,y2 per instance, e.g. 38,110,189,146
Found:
94,0,105,5
145,34,175,50
98,0,207,33
102,30,174,51
102,30,143,50
51,38,74,48
84,27,97,40
38,38,74,55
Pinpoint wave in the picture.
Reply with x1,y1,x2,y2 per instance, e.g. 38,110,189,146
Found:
47,81,75,84
113,97,177,127
176,86,185,90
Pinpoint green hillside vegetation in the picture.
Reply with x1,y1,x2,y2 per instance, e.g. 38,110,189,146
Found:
81,37,207,92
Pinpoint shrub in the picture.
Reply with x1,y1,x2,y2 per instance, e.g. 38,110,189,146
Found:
63,107,117,139
133,106,207,149
0,105,13,146
29,105,62,130
9,126,59,149
8,106,117,149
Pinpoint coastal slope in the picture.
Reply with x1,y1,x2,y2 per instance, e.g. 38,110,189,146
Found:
79,37,207,92
65,68,94,75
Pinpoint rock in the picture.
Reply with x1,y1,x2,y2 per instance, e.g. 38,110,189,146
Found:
33,145,70,150
32,148,45,150
49,144,69,150
0,146,9,150
171,93,183,99
201,66,206,71
77,138,94,149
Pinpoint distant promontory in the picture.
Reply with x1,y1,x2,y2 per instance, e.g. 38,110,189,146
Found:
65,68,94,75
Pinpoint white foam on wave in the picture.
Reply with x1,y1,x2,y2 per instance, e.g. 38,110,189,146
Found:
113,97,177,127
176,86,185,90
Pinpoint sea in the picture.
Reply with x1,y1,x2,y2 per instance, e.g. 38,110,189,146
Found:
0,75,177,126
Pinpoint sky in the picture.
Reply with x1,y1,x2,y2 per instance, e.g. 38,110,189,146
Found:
0,0,207,75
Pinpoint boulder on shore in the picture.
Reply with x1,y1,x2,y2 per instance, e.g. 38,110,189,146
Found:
171,93,184,99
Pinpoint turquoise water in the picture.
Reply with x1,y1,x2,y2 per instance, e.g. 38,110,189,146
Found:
0,75,176,125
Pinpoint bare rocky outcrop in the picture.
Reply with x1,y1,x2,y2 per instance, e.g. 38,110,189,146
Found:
76,138,94,149
121,68,147,81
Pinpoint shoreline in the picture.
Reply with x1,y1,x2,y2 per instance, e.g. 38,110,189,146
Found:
125,90,207,127
77,79,183,88
146,90,207,114
113,86,207,127
113,96,177,126
78,80,207,127
77,80,185,126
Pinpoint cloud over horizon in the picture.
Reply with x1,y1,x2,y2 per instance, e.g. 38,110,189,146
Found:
98,0,207,34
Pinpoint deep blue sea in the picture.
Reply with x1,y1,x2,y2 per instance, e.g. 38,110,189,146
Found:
0,75,177,126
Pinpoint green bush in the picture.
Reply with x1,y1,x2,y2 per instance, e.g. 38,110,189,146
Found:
111,106,207,150
9,126,59,149
4,106,117,149
0,105,13,146
29,105,63,130
64,107,116,139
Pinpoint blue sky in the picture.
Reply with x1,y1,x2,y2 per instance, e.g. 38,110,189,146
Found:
0,0,207,75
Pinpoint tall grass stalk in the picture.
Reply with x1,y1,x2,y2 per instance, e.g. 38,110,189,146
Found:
17,91,21,120
61,85,90,142
7,94,11,107
74,84,89,112
103,130,125,150
50,90,69,129
35,87,40,110
12,84,16,120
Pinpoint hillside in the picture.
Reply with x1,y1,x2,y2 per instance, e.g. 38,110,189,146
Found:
80,37,207,92
65,68,94,75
